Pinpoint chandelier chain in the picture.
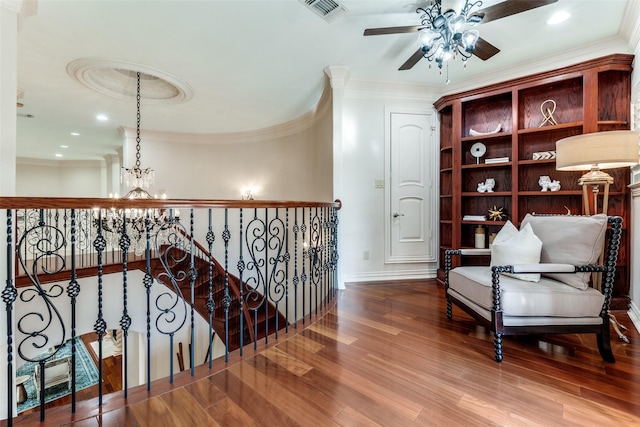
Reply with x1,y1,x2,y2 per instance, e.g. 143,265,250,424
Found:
135,71,141,170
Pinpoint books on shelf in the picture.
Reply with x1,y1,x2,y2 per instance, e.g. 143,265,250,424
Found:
484,157,509,164
463,215,487,221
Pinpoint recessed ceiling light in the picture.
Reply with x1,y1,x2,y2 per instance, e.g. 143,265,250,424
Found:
55,153,63,158
96,114,109,121
60,145,69,148
70,132,80,136
547,11,570,25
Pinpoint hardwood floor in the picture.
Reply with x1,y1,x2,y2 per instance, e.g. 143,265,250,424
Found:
8,280,640,426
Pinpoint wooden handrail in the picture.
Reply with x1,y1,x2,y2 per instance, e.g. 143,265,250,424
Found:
0,197,342,210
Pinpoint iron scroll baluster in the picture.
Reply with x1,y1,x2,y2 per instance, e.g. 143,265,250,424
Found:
245,208,267,350
3,210,17,427
67,209,80,413
153,210,188,383
206,209,216,367
16,209,68,422
92,212,107,406
267,209,286,340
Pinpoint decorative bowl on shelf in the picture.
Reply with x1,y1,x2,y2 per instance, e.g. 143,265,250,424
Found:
469,123,502,136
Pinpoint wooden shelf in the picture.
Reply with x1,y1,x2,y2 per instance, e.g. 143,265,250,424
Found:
598,120,628,125
462,192,511,197
462,162,511,169
518,190,582,196
517,121,583,135
518,159,555,165
461,220,506,226
461,131,512,142
434,54,633,300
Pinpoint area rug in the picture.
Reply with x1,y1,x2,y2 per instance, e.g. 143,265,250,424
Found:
16,338,99,413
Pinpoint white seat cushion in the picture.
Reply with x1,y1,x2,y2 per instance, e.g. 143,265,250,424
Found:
448,266,605,318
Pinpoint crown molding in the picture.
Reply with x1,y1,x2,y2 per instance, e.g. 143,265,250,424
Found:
620,0,640,50
324,65,351,90
16,157,105,167
344,79,438,102
120,76,332,145
1,0,22,13
442,36,630,96
2,0,38,28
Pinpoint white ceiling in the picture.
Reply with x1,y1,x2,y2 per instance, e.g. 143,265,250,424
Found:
15,0,633,161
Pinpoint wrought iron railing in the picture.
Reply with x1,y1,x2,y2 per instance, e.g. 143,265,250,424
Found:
0,197,340,425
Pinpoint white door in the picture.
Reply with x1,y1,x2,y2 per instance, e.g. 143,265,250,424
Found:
385,111,436,263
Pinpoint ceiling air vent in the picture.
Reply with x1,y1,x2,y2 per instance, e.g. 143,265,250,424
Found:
301,0,347,23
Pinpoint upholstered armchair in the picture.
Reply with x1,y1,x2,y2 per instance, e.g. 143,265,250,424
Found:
444,214,622,363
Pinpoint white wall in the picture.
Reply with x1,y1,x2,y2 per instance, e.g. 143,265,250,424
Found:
119,86,333,202
17,159,105,197
338,81,440,283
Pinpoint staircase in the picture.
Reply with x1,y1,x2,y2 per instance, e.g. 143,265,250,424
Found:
15,239,287,356
150,237,286,355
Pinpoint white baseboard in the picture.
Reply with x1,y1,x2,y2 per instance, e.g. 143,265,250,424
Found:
628,301,640,334
342,268,437,284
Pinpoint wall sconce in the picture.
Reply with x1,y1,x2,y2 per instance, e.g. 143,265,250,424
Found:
241,189,254,200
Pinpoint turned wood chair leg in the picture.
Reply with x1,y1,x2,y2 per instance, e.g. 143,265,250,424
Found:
446,299,452,320
597,321,615,363
493,333,503,362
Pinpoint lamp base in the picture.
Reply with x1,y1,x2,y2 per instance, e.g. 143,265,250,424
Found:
578,168,613,186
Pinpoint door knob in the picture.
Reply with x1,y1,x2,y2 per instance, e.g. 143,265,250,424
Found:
393,213,405,218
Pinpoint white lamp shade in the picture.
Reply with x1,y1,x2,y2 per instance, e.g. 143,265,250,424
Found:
556,130,639,171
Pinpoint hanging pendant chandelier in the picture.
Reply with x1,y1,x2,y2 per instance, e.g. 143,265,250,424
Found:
94,71,177,255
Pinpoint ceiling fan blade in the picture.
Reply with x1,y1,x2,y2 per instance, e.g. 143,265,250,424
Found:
473,37,500,61
475,0,558,25
364,25,424,36
399,47,425,71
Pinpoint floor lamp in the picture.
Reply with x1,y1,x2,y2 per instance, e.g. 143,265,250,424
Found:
556,130,639,343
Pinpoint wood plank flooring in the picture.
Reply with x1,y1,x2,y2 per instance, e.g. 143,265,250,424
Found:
8,280,640,426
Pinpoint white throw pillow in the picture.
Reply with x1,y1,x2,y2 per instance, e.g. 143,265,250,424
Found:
520,214,608,290
490,221,543,282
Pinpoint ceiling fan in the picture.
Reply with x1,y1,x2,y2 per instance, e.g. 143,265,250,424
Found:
364,0,559,71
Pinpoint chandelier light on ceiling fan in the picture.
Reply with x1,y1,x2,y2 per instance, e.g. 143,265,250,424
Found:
363,0,559,83
416,0,483,72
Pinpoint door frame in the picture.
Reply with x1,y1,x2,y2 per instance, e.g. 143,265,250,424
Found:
384,106,438,264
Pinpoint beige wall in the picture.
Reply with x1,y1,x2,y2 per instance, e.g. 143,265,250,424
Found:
16,159,105,197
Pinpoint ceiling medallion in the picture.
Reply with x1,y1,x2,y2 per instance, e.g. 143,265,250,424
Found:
66,58,193,104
